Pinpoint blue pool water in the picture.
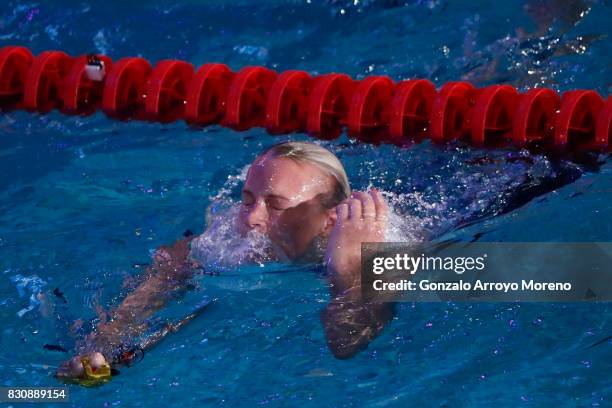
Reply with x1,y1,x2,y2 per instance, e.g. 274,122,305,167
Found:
1,1,612,407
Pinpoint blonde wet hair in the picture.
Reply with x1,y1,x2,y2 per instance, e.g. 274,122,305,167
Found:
261,141,351,207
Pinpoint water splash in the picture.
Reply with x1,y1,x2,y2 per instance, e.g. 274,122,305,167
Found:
324,140,583,240
188,205,281,273
9,273,48,318
187,139,581,274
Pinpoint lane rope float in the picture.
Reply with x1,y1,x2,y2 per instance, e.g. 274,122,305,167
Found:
0,45,610,151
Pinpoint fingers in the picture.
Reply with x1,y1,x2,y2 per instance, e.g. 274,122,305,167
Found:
88,351,107,368
336,202,349,223
340,189,388,221
355,191,376,219
371,188,389,221
57,351,109,379
347,196,362,219
65,356,84,377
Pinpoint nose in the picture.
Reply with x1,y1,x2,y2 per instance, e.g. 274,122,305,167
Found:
244,200,268,233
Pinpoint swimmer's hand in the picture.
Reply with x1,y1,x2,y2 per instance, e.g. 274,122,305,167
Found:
325,189,388,298
321,189,393,359
56,351,109,381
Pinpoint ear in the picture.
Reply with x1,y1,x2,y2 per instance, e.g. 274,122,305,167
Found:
321,207,338,237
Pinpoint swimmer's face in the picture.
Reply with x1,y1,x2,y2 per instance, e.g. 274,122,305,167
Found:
238,154,338,261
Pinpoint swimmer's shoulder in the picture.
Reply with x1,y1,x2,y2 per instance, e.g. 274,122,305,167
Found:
176,229,197,258
157,230,197,264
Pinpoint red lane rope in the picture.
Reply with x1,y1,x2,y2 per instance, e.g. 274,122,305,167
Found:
0,45,609,151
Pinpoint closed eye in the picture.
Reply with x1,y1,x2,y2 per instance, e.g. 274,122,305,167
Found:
267,202,288,211
266,197,291,211
241,190,255,205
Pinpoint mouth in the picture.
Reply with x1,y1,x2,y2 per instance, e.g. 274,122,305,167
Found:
241,229,278,262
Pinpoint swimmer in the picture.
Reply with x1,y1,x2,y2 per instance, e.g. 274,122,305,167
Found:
57,141,393,381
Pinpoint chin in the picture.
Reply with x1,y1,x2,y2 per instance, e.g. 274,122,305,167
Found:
269,241,293,263
291,237,327,264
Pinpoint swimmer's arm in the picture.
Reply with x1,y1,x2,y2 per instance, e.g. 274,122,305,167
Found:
320,286,394,360
87,236,196,359
320,190,394,359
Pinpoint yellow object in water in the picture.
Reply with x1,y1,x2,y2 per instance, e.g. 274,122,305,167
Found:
76,356,112,387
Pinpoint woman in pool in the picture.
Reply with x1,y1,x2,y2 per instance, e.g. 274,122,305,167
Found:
58,141,393,378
